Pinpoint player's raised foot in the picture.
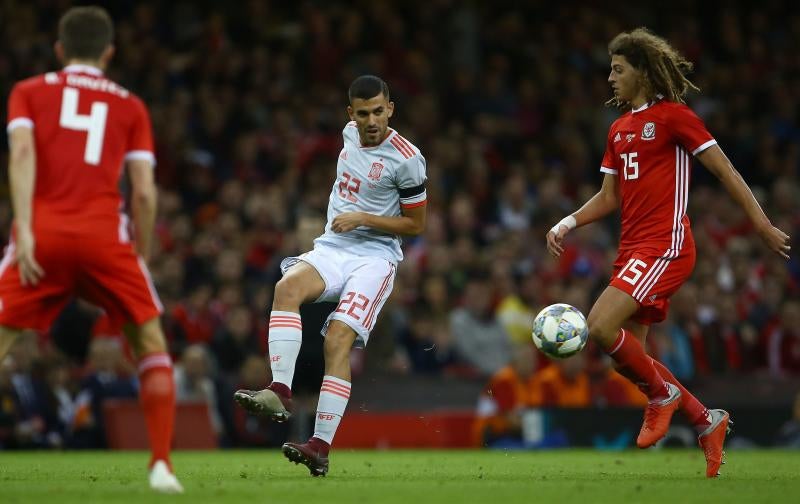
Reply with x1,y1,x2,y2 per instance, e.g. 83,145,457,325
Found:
234,383,293,422
698,409,732,478
282,438,330,477
149,460,184,494
637,382,682,448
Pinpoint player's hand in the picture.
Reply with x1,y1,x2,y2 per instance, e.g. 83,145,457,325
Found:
13,227,45,286
332,212,366,233
757,223,791,259
546,225,570,258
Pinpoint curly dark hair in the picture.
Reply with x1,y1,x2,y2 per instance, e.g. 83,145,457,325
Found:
606,27,700,108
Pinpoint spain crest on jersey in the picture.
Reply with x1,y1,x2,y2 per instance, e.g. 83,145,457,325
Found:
368,162,385,181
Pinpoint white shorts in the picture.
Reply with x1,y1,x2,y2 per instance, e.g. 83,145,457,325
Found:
280,245,397,348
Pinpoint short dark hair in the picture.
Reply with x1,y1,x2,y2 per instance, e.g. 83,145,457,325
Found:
348,75,390,103
58,6,114,61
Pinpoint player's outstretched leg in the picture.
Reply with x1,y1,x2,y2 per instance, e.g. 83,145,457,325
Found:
127,320,183,494
236,264,325,422
283,322,354,477
234,310,300,421
698,409,732,478
588,288,680,448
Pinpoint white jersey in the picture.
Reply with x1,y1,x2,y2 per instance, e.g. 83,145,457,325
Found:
314,121,427,263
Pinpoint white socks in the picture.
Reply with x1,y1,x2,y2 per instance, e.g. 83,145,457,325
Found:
313,375,351,445
267,311,302,388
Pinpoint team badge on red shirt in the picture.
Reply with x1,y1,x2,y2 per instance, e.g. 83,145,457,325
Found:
642,121,656,140
368,161,385,181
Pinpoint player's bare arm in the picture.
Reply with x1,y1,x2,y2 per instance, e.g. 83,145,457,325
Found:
8,126,44,285
697,145,791,259
332,204,426,236
127,158,158,262
546,174,619,257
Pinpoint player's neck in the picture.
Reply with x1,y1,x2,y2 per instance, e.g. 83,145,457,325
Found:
629,92,649,110
63,59,105,73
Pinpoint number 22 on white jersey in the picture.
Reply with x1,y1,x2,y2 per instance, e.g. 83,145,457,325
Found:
59,87,108,165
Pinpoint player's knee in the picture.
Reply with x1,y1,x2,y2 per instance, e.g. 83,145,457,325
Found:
135,318,168,355
586,315,615,345
273,276,305,308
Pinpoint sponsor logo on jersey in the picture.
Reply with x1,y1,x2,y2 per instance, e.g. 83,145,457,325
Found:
642,122,656,141
368,162,385,181
614,132,622,143
626,133,636,142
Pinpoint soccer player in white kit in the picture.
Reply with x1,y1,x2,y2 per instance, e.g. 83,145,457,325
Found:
234,75,427,476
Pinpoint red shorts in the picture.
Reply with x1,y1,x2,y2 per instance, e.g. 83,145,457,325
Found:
609,245,696,325
0,232,162,331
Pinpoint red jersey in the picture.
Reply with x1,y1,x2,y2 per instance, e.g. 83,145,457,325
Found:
601,100,716,252
6,64,154,240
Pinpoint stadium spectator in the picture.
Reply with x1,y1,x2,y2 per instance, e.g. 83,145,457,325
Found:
473,343,539,447
532,352,591,408
174,344,233,444
765,300,800,377
450,272,512,376
211,305,261,375
72,339,138,449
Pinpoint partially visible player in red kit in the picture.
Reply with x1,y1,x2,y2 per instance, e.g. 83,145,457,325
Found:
0,7,182,493
547,28,791,477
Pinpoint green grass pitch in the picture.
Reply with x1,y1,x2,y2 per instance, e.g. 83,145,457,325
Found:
1,449,798,503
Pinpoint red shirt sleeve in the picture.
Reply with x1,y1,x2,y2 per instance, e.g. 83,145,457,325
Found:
7,83,34,132
124,96,155,164
667,104,716,155
600,127,619,175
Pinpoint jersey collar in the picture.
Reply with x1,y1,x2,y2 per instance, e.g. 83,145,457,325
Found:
63,64,104,76
631,94,665,114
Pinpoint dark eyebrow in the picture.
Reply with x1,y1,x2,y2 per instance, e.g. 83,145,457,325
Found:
357,106,384,115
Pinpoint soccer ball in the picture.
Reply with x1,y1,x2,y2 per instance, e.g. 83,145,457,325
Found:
531,303,589,359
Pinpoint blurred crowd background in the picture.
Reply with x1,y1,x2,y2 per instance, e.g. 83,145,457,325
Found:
1,0,799,449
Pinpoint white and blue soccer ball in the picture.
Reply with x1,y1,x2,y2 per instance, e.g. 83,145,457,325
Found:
531,303,589,359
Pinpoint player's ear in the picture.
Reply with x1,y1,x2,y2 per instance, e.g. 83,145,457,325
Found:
100,45,115,68
347,105,354,121
54,41,64,63
387,101,395,118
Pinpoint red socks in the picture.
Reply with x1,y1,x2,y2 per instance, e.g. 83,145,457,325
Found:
138,353,176,469
650,358,711,431
606,329,669,400
612,337,712,431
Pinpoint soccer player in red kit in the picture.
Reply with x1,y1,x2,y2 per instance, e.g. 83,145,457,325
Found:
0,7,182,492
547,28,791,477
